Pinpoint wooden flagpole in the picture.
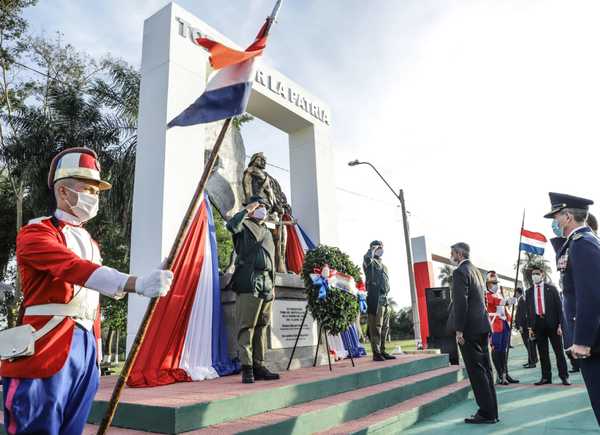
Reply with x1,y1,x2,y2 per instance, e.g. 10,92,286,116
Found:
97,3,284,433
505,209,525,367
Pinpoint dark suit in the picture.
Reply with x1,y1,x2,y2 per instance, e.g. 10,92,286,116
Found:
449,260,497,420
515,296,537,365
526,282,568,381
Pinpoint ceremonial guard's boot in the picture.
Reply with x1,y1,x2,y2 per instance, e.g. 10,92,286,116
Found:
381,351,396,360
373,353,386,362
242,365,255,384
253,365,280,381
503,355,519,383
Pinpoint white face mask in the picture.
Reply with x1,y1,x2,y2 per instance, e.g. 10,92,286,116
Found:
375,248,384,257
252,207,267,221
532,274,543,284
65,187,99,222
489,283,499,292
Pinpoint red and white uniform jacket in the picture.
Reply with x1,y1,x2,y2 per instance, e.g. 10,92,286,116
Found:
1,210,129,379
485,290,512,334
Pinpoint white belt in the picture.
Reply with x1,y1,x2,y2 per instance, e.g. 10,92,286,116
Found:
25,301,97,321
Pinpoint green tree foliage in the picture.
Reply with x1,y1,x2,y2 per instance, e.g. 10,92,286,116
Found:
519,252,553,288
0,9,140,330
389,306,415,340
302,245,361,335
211,204,233,271
438,264,455,287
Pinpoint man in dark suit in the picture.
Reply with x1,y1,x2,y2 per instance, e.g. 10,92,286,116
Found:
449,242,498,424
546,192,600,425
515,287,537,368
525,266,570,385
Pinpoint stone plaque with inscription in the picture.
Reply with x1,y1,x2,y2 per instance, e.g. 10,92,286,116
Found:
270,300,317,349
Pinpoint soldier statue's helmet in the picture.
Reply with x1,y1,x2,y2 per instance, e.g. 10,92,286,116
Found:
244,195,269,207
248,152,266,166
48,147,111,191
544,192,594,218
370,240,383,248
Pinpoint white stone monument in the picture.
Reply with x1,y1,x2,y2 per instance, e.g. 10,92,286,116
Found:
127,3,336,352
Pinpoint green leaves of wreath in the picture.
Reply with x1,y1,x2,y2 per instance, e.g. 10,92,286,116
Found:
302,245,361,335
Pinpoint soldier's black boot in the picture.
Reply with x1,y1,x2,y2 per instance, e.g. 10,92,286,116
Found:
373,353,386,362
242,365,254,384
253,365,280,381
492,351,508,385
381,351,396,360
503,352,519,383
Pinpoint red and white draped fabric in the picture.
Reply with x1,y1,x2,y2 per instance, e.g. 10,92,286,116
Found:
285,213,317,274
128,195,237,388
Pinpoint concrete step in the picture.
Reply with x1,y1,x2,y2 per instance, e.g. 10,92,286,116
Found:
2,354,451,434
90,354,450,433
319,380,470,434
194,365,466,435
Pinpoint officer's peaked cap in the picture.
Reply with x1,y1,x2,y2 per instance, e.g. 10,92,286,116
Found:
544,192,593,218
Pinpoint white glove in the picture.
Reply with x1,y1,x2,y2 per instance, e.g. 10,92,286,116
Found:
505,297,518,306
135,270,174,298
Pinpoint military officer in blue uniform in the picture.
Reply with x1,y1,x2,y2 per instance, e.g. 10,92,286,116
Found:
545,192,600,425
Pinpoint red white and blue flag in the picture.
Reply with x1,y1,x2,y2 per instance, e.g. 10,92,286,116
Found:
520,229,547,255
128,195,237,387
167,22,268,128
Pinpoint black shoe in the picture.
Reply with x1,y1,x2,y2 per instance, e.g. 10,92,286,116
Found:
253,365,280,381
496,378,509,386
506,375,520,384
535,378,551,386
464,415,499,424
242,365,254,384
523,363,536,369
569,367,580,373
381,352,396,360
373,353,386,362
561,378,571,386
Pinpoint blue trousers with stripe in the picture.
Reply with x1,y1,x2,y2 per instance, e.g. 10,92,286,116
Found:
3,326,99,435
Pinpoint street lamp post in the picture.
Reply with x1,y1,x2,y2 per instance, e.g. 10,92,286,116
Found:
348,160,422,348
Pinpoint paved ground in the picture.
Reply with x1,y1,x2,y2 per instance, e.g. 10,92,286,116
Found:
404,341,599,434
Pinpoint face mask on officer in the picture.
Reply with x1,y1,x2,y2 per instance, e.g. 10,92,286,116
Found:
552,218,564,238
374,247,384,257
532,273,543,284
252,206,267,221
65,186,99,222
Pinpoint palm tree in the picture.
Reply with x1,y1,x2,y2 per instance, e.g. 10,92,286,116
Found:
438,264,455,287
519,252,553,288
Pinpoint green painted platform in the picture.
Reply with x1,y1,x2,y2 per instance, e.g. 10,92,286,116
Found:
402,343,598,434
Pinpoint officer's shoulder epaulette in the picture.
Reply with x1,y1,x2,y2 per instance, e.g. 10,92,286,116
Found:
572,233,584,241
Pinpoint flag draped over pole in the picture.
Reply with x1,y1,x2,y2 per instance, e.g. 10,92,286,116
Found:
127,195,237,387
97,2,284,433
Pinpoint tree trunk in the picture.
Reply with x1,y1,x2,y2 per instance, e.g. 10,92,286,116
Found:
14,182,23,300
105,328,114,363
114,329,120,364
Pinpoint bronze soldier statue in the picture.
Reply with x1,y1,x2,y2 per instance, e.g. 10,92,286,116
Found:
242,152,291,273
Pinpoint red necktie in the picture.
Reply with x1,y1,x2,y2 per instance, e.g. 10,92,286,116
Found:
536,285,544,316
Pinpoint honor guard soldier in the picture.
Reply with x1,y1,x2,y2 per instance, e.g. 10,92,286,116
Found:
545,192,600,425
227,196,280,384
0,148,173,434
363,241,396,361
484,271,519,385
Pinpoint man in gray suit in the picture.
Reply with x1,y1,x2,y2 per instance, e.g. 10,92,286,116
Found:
449,242,498,424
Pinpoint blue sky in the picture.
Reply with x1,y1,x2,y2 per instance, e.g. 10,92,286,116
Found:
24,1,600,307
